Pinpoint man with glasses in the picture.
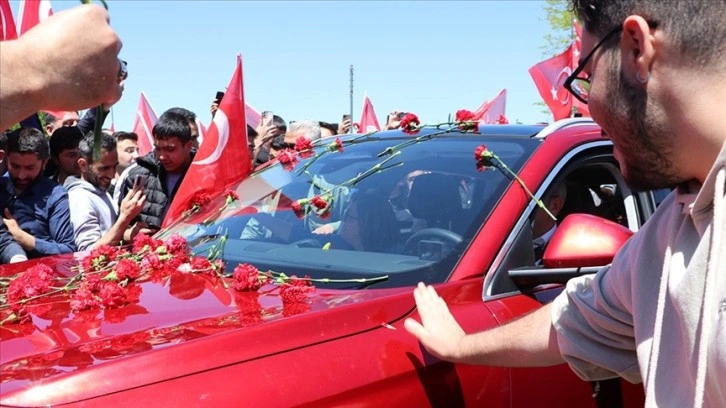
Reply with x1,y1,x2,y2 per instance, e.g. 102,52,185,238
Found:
405,1,726,406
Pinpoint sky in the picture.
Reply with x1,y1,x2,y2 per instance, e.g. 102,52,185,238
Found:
10,0,561,130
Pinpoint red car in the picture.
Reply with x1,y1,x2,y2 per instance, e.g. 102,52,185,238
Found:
0,118,654,407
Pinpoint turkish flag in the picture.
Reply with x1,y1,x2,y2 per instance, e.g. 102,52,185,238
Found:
0,0,17,41
357,94,380,133
131,92,158,156
473,89,507,124
162,55,251,228
529,44,578,121
16,0,52,37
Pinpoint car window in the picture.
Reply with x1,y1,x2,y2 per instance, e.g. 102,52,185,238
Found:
485,144,636,297
166,134,539,289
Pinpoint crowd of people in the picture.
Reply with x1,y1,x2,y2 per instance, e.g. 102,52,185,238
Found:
0,1,723,407
0,80,411,263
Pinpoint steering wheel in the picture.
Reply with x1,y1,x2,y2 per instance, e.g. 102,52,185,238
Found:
289,238,324,248
403,228,463,255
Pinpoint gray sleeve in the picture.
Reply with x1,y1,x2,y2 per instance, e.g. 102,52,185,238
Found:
69,192,102,252
550,244,642,384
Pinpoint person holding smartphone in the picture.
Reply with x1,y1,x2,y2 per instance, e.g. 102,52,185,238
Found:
67,133,146,251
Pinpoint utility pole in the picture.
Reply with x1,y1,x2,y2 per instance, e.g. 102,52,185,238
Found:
349,65,354,133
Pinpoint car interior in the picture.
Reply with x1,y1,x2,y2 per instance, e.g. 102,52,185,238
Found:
485,149,632,297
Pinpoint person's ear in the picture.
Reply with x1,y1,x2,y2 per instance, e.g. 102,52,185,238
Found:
0,149,5,163
77,157,88,172
621,15,656,84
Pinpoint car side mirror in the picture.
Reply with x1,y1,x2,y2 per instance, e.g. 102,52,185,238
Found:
543,213,633,268
508,214,634,289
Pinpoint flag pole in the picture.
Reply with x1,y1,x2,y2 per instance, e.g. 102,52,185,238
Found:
349,65,354,134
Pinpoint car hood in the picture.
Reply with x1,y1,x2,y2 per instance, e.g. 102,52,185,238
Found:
0,254,413,407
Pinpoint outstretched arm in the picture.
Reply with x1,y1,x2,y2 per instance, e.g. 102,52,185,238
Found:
404,282,563,367
0,4,122,130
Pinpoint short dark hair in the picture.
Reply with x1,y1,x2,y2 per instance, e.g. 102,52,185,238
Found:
319,121,338,135
153,111,193,143
78,132,116,163
42,111,58,126
570,0,726,68
49,126,84,158
272,115,287,133
165,107,197,122
7,127,50,160
113,131,138,143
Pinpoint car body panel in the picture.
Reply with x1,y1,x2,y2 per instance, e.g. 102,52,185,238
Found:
0,121,646,407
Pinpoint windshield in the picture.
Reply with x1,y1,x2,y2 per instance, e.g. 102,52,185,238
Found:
162,133,538,289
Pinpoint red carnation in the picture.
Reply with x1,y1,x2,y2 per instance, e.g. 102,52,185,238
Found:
399,113,421,135
164,234,189,257
232,263,269,291
191,256,212,273
294,136,312,152
277,148,298,164
474,144,495,172
291,201,306,219
133,233,161,252
495,114,509,124
455,109,475,122
115,259,142,280
455,109,478,132
328,138,344,153
70,281,100,312
225,190,240,204
279,276,314,304
6,264,56,305
277,148,299,171
311,195,328,210
190,191,212,211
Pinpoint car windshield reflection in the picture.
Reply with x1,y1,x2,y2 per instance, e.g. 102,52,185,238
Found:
162,133,538,289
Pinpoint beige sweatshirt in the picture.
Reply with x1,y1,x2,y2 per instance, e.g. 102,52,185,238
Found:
551,139,726,408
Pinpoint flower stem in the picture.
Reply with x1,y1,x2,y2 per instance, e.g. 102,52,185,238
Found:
492,152,557,221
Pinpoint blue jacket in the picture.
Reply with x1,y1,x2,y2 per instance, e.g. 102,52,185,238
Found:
1,176,76,258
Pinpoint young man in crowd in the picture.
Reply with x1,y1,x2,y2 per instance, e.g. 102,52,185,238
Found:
1,128,76,258
46,126,84,185
109,131,139,196
117,110,195,230
405,1,726,406
67,133,145,251
43,110,80,136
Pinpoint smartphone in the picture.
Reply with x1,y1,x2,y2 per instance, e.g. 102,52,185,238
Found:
214,91,225,104
133,174,147,190
342,114,351,122
261,111,274,126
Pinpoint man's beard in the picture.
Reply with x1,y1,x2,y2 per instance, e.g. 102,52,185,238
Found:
601,59,683,191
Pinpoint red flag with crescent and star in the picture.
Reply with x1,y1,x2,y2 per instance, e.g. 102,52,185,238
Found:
162,54,250,228
529,44,578,121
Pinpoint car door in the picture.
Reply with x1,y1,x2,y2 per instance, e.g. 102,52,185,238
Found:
481,140,651,408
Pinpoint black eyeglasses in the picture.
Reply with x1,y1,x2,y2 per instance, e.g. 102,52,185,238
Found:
564,27,622,104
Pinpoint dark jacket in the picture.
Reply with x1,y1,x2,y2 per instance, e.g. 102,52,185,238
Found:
118,151,193,229
0,176,76,258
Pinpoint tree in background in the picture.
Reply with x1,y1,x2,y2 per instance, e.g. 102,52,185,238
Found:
540,0,577,57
